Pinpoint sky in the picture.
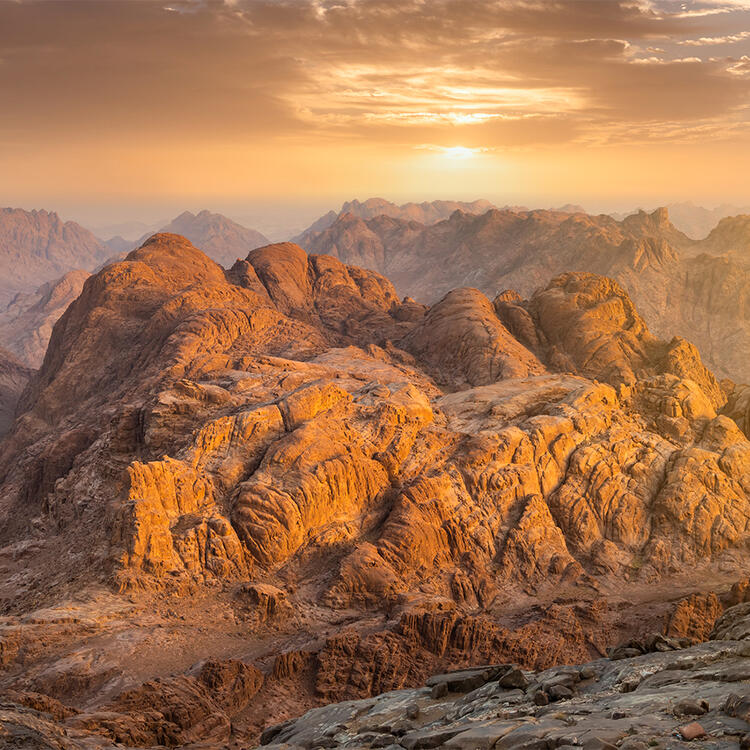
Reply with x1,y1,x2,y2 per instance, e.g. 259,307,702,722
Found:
2,0,750,229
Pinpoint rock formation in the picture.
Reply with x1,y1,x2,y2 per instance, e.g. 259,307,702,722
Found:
299,207,750,383
257,603,750,750
0,234,747,747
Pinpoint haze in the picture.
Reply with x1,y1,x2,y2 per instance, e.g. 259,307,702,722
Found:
2,0,750,226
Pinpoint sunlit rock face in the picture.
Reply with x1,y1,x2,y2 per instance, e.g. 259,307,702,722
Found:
0,233,748,747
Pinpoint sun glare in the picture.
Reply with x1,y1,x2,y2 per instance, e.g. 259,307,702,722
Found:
442,146,478,159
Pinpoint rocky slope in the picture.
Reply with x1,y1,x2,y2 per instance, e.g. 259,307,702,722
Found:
0,347,32,436
299,207,749,383
0,269,91,367
0,208,110,307
0,234,747,748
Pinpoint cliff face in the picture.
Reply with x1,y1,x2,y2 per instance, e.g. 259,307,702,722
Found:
300,207,749,383
0,234,747,747
0,347,32,436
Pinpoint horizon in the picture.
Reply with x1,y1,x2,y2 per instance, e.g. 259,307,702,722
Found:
6,195,750,242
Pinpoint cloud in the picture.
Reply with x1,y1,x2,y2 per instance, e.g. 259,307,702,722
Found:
678,31,750,44
0,0,749,154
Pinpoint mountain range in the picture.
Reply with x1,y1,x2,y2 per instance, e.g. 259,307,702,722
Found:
0,232,747,747
0,208,110,308
298,206,750,384
0,208,271,371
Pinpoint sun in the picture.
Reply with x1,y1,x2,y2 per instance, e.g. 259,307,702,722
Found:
442,146,478,159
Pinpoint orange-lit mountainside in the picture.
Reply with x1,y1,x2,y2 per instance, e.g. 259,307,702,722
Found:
0,232,749,748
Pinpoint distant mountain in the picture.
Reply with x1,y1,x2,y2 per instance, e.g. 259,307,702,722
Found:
300,206,749,382
88,218,165,242
104,235,135,255
293,198,594,245
0,208,110,306
294,198,508,243
691,213,750,263
0,269,90,367
143,210,269,267
614,202,750,240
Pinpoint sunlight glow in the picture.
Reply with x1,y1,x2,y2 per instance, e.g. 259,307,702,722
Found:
442,146,481,159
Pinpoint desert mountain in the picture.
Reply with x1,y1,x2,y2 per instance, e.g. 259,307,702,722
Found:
688,213,750,265
614,202,750,240
0,269,91,368
294,198,506,243
299,207,749,383
0,208,110,307
0,233,747,747
130,209,270,268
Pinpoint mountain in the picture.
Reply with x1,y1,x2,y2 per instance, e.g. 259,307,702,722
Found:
138,209,269,267
299,206,749,383
0,233,747,747
0,269,91,368
0,208,110,307
293,198,509,243
614,202,750,240
690,213,750,264
294,198,593,247
341,197,499,222
103,235,134,255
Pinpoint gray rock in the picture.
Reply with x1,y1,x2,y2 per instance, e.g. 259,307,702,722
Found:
430,681,447,699
400,726,464,749
549,684,574,701
499,668,529,690
673,699,709,716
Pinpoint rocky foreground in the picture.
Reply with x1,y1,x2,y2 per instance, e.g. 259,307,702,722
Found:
3,603,750,748
258,604,750,750
0,234,747,747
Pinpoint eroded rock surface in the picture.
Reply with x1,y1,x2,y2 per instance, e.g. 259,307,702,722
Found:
0,234,747,748
258,604,750,750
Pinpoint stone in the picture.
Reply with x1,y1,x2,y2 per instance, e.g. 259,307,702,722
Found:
673,699,708,717
430,682,448,699
548,684,574,701
677,723,707,741
499,668,529,690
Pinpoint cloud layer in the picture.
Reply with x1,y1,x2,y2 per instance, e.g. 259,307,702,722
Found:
1,0,749,205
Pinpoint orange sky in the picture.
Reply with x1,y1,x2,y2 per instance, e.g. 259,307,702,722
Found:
2,0,750,221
